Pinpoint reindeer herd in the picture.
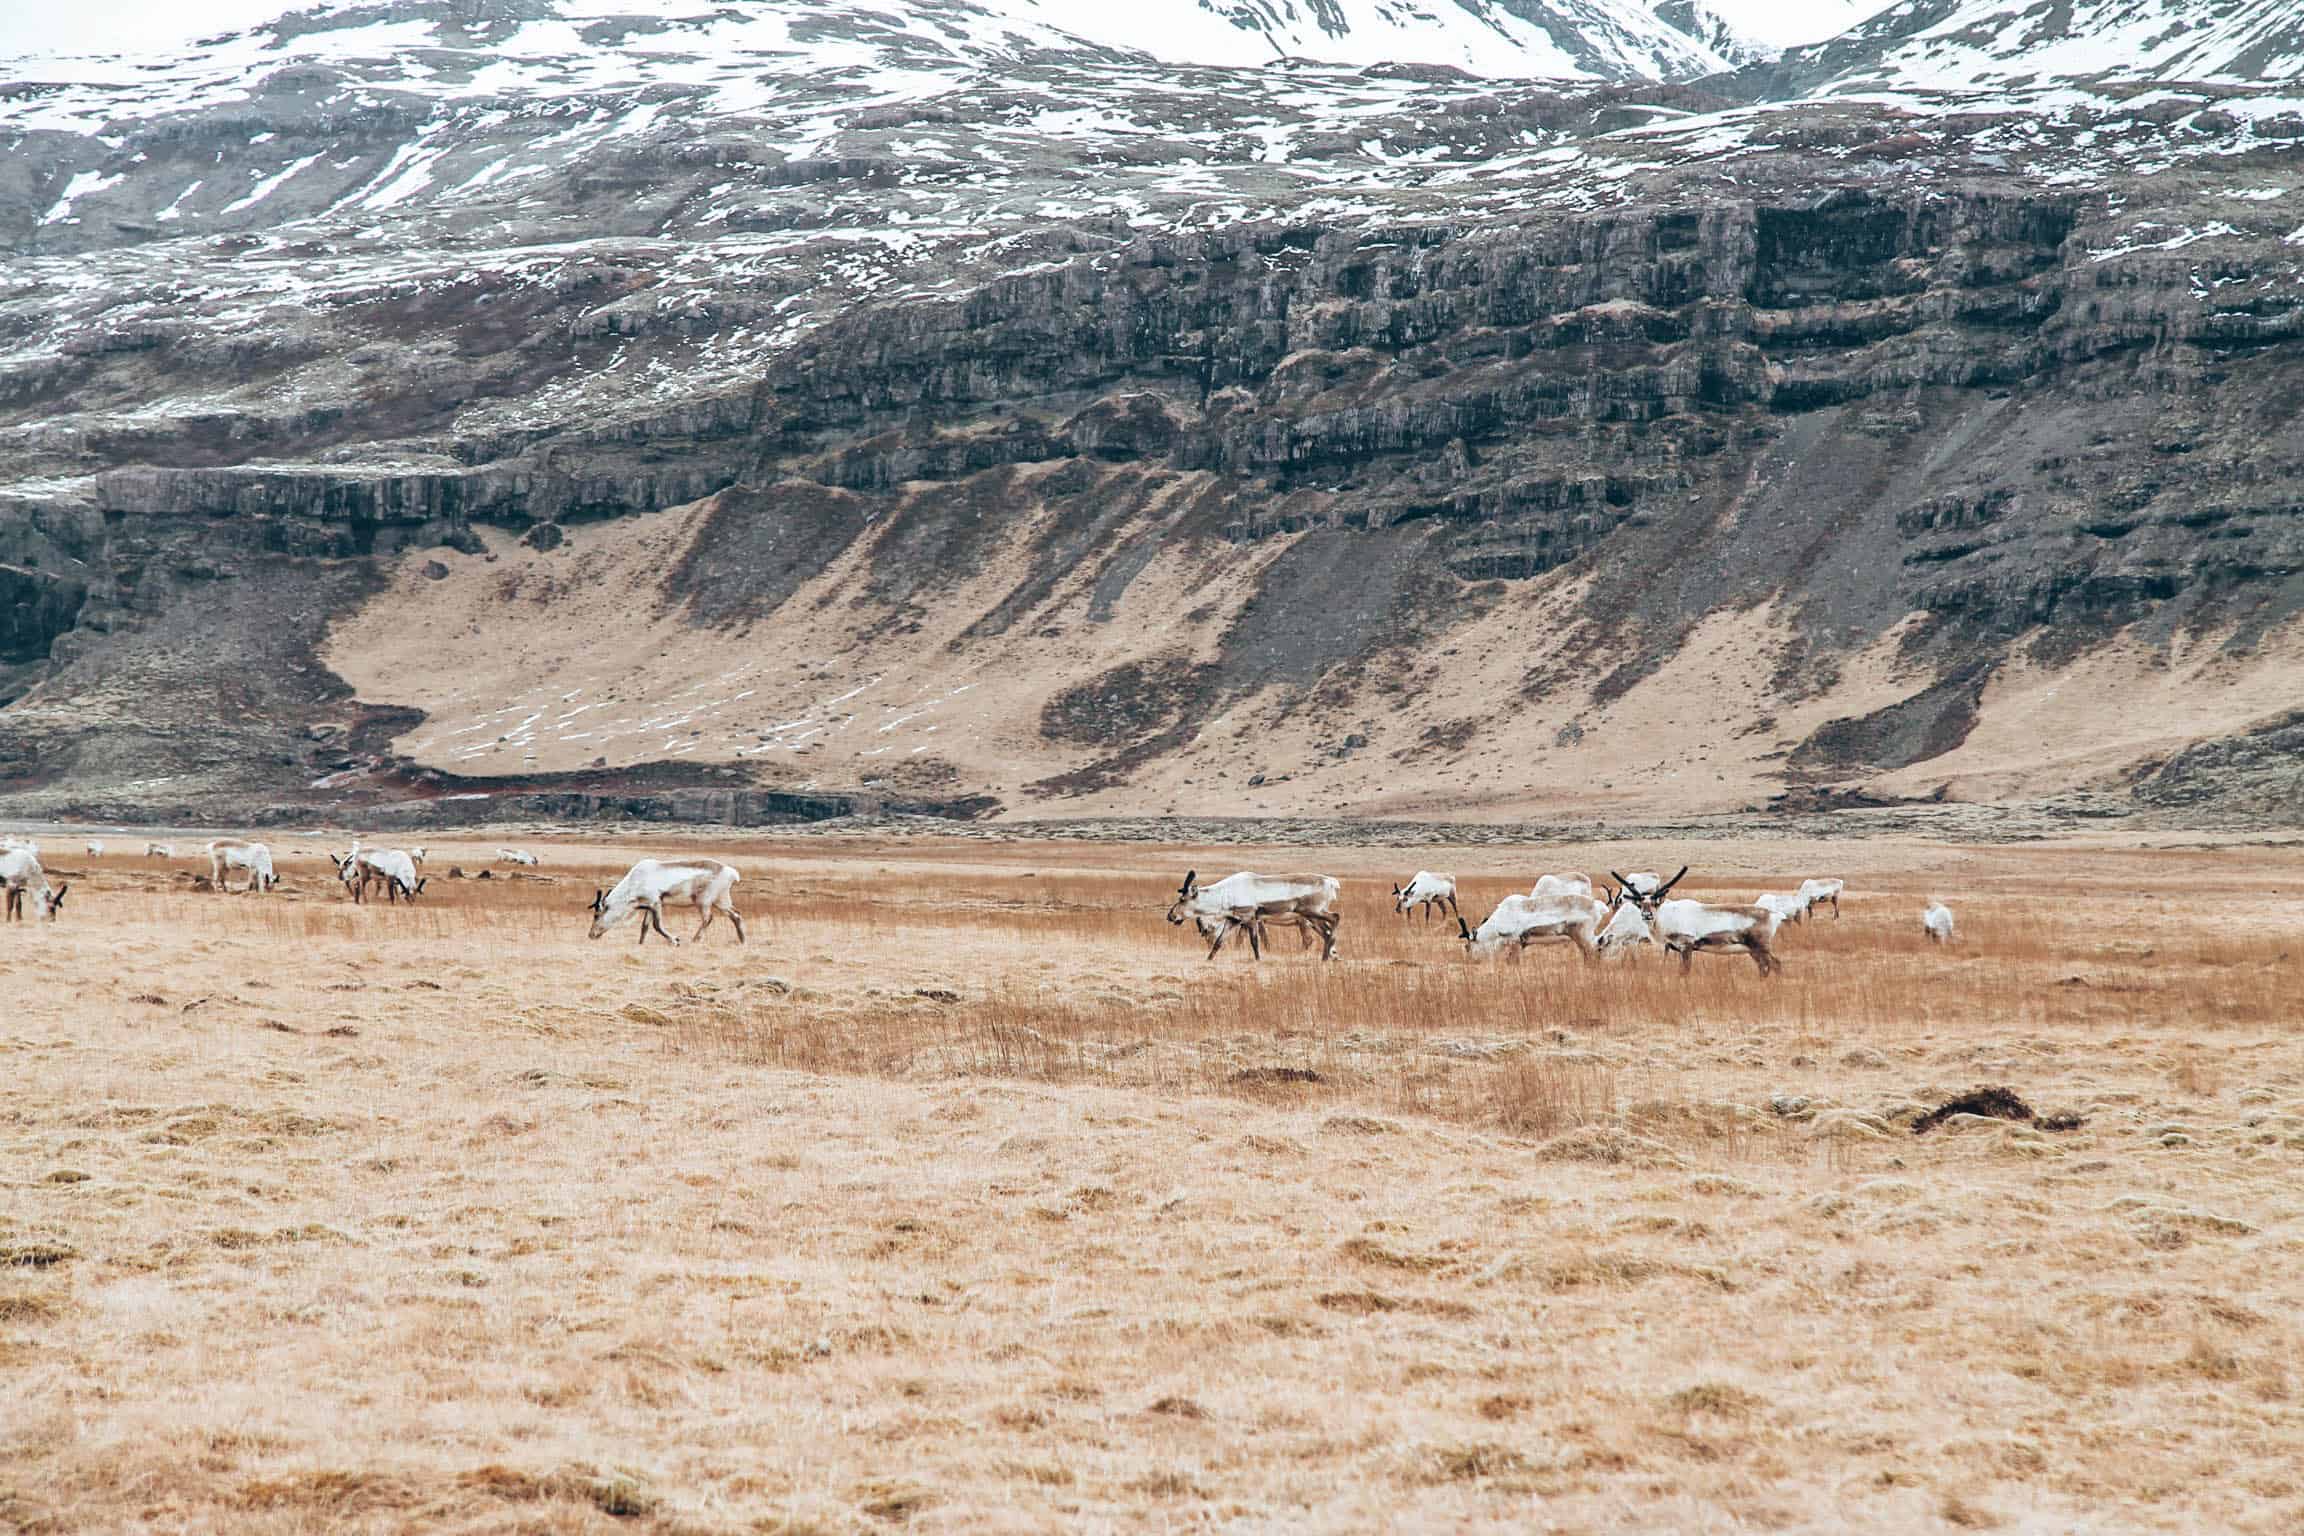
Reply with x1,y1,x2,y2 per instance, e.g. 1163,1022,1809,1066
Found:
1177,865,1945,975
3,829,1957,972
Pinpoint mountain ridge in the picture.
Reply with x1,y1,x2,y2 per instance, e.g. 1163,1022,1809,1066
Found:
2,0,2302,826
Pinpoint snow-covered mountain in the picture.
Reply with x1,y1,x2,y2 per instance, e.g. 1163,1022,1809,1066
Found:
0,0,1739,90
1739,0,2304,97
2,0,2303,825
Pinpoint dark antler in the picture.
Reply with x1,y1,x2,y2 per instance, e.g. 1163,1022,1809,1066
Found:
1179,869,1197,896
1658,865,1689,898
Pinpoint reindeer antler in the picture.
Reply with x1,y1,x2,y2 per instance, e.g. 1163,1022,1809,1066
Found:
1658,865,1690,897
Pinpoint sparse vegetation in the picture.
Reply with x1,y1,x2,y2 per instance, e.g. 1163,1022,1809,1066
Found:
4,831,2302,1530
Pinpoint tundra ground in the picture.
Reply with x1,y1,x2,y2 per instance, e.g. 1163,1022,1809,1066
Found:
5,833,2303,1533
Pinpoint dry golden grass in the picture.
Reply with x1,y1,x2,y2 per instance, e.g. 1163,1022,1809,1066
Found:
7,832,2304,1532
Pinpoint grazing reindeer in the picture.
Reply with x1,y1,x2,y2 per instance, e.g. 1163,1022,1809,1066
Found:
1,847,67,922
1798,878,1845,919
1166,870,1340,961
84,840,105,857
1458,886,1622,962
145,842,175,858
1614,867,1780,977
333,848,425,904
496,847,540,866
1392,871,1459,923
207,839,277,894
1923,901,1956,944
408,847,428,866
588,858,745,945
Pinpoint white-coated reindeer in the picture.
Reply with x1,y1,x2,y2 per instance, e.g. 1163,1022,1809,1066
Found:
1587,882,1656,955
84,839,105,857
1923,901,1956,944
496,847,540,867
1798,878,1845,919
408,847,428,866
587,858,746,945
332,847,425,904
1458,886,1623,962
1,835,37,854
207,839,277,894
144,842,175,858
1,847,67,922
1166,870,1340,961
1392,871,1459,923
1614,867,1781,977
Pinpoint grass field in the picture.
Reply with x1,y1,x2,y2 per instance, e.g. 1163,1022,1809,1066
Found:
5,831,2303,1533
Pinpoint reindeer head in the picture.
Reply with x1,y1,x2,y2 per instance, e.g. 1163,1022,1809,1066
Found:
1164,870,1198,926
586,888,619,939
40,882,68,921
1610,866,1688,920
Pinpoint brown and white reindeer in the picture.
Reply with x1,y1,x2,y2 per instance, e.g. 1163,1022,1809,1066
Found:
1,847,67,922
1613,866,1781,977
1166,870,1341,961
1458,884,1626,962
1392,871,1459,923
207,839,277,893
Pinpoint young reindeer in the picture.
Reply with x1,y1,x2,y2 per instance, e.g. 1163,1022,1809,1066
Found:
1392,872,1459,923
1923,901,1956,944
1613,866,1781,977
0,847,68,922
1166,870,1340,961
588,858,745,946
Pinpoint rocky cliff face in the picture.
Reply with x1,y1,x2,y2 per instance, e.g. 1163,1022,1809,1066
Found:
2,0,2301,824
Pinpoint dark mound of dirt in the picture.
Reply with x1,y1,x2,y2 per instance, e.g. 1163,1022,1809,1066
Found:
1229,1067,1325,1087
1911,1084,2084,1135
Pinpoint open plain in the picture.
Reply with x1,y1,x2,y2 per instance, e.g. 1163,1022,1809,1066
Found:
6,831,2304,1533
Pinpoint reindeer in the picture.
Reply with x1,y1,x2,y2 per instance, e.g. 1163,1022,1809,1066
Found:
588,858,745,945
332,847,425,904
207,839,277,893
496,847,540,866
1458,886,1621,962
1613,867,1780,977
1594,884,1654,955
144,842,175,858
1923,901,1956,944
84,840,105,857
1798,878,1845,919
1392,871,1459,923
1166,870,1339,961
1,847,67,922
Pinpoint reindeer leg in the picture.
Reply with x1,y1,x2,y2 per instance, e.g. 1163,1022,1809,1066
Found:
1678,945,1695,976
725,905,746,945
1572,927,1598,964
1317,912,1338,961
1247,919,1264,961
694,903,717,943
1205,919,1229,961
1752,938,1777,977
